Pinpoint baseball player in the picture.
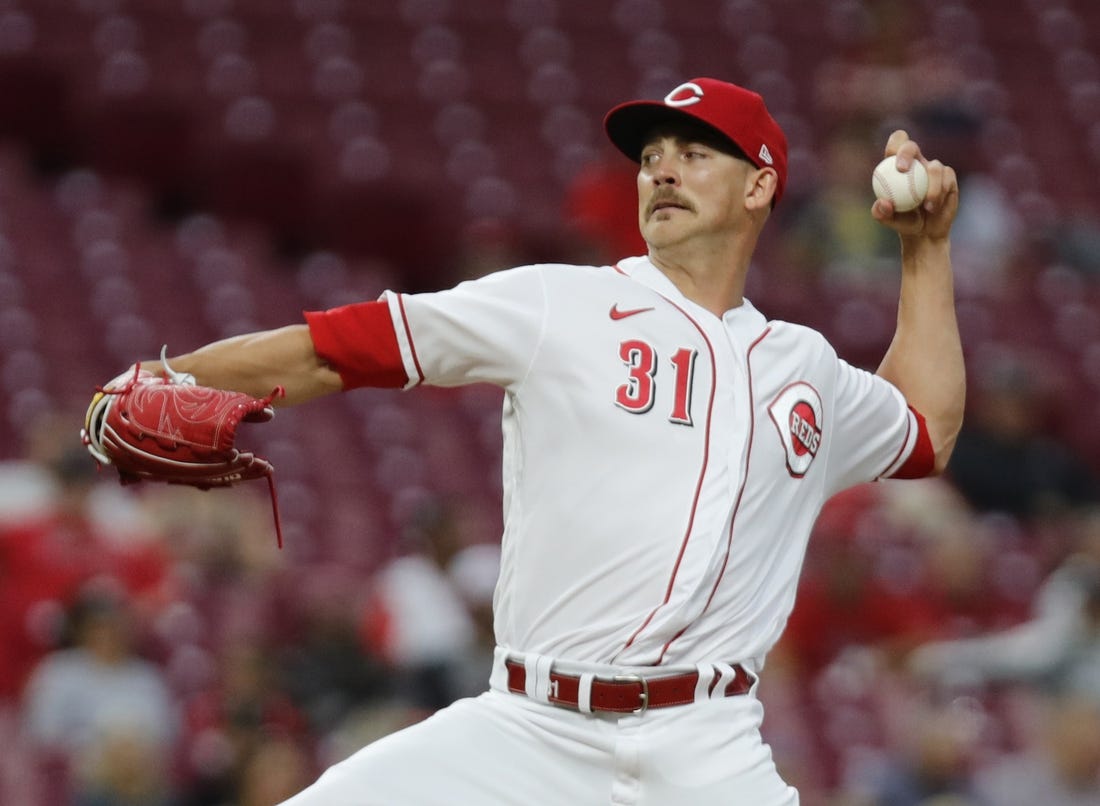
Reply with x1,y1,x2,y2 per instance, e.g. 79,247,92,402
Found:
92,77,964,804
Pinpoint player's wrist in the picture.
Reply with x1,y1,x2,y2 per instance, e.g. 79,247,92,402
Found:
899,233,951,260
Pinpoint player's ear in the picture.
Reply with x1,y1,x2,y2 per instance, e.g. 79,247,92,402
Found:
745,167,778,212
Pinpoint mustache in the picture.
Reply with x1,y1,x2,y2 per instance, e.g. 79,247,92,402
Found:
646,189,694,217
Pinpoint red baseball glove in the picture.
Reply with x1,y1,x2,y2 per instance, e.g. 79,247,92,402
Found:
82,356,287,546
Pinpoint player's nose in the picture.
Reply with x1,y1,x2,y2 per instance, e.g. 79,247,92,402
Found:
649,160,679,185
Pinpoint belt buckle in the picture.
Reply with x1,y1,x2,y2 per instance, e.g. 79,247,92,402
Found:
612,674,650,714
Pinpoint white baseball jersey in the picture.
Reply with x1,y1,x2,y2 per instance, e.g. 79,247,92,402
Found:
307,255,929,675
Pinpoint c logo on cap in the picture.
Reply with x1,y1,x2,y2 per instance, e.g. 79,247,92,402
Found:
664,82,704,108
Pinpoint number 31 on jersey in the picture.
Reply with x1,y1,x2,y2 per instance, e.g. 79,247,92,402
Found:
615,340,698,426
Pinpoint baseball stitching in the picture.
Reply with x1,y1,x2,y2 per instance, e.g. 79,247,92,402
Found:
873,166,896,204
908,167,919,205
874,163,925,209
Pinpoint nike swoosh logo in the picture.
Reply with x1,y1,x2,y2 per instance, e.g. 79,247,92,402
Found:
609,304,655,321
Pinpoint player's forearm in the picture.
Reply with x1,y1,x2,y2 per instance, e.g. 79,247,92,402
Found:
876,237,966,473
144,324,343,406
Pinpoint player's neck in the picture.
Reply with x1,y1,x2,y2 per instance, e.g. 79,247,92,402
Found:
648,240,751,318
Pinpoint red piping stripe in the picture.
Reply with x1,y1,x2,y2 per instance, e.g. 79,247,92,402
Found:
656,327,771,663
891,407,935,479
396,294,425,385
616,300,719,661
878,405,913,480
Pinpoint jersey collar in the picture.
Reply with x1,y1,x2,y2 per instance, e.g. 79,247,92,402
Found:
616,256,769,344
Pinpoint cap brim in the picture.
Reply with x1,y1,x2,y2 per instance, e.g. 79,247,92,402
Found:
604,101,741,163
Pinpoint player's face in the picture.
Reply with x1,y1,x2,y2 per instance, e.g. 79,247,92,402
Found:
636,125,755,250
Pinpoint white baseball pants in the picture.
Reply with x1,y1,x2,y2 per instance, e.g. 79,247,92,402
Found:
279,661,798,805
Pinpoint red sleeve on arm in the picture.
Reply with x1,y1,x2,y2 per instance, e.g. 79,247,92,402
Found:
304,301,408,390
890,406,935,479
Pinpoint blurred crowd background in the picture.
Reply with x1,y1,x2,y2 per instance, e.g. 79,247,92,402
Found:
1,0,1100,804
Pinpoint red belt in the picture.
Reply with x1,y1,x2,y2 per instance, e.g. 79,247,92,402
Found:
505,660,753,715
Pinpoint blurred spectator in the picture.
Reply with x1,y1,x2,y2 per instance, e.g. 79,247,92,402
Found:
75,727,176,806
875,478,1036,640
1048,217,1100,277
234,734,314,806
0,433,171,702
808,0,1023,297
22,582,178,804
774,486,939,677
776,121,899,282
947,353,1100,519
905,106,1024,296
358,496,483,711
909,507,1100,703
865,700,985,806
942,171,1023,295
445,541,501,699
280,566,392,737
291,531,501,782
971,694,1100,806
909,518,1033,638
778,110,1017,296
178,640,310,805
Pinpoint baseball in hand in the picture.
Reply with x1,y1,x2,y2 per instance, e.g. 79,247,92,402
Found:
872,155,928,213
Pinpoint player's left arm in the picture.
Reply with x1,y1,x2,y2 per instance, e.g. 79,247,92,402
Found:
872,130,965,475
140,324,346,407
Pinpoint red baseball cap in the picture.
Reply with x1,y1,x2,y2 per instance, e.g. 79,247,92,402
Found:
604,78,789,204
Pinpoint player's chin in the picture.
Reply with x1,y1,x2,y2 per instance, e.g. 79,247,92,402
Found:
640,231,673,251
641,218,688,247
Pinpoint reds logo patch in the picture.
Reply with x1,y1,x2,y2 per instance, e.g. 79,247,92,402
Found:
767,382,823,478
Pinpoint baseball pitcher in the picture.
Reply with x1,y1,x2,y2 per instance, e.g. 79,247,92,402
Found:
83,77,964,805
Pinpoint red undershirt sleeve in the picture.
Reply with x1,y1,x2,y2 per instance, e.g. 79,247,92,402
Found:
889,406,936,479
304,300,408,390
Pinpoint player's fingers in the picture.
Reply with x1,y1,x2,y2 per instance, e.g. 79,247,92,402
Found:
871,197,895,220
921,159,945,208
922,161,957,214
884,129,910,157
884,130,925,171
932,172,960,232
871,199,923,235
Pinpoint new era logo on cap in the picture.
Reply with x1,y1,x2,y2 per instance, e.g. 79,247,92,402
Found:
603,77,789,204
